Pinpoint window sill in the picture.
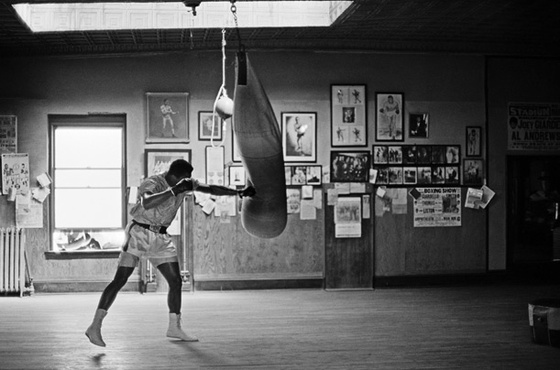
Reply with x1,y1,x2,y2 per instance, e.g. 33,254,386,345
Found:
44,250,121,260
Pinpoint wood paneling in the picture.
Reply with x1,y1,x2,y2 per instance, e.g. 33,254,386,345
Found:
324,190,373,290
376,187,487,276
192,195,324,280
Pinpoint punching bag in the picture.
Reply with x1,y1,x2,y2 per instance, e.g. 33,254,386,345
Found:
233,52,287,238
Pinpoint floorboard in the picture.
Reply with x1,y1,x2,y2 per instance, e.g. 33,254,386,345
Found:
1,284,559,369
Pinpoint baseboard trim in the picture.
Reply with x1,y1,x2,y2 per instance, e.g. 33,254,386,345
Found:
33,279,147,293
194,278,324,291
374,273,493,288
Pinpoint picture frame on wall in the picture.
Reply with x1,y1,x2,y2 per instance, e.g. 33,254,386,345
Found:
445,166,460,184
198,111,223,141
409,112,429,138
228,164,246,186
330,151,370,182
146,92,189,143
466,126,482,157
281,112,317,162
445,145,461,164
463,159,484,186
376,93,404,142
145,149,191,177
306,165,322,185
331,84,367,147
205,146,225,185
373,145,388,164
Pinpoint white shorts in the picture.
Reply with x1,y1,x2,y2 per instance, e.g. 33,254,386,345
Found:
119,223,177,267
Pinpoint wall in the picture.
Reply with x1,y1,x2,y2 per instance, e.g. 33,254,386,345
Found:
486,57,560,271
0,50,487,290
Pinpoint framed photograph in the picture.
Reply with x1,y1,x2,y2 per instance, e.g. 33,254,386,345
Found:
388,146,403,164
402,145,417,165
445,145,461,164
373,167,389,185
431,166,446,184
205,146,225,185
445,166,460,184
417,145,432,164
228,165,245,187
388,167,403,185
146,92,189,143
145,149,191,178
291,166,307,185
376,93,404,142
417,166,432,184
198,111,222,141
372,145,388,164
463,159,484,186
431,145,447,164
306,165,322,185
466,126,482,157
403,167,417,185
409,113,429,138
330,151,370,182
281,112,317,162
331,85,367,147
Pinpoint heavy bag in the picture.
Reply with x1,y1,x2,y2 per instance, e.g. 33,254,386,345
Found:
233,52,287,238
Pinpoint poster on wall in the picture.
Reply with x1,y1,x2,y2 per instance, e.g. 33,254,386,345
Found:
508,102,560,151
0,115,17,153
413,187,461,227
334,196,362,238
1,153,29,195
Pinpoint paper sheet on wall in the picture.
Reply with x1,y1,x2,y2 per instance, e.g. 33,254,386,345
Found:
1,153,29,195
201,198,216,215
36,172,52,187
375,196,386,217
369,168,378,184
413,187,461,227
0,115,17,153
327,188,338,205
32,187,50,203
465,188,484,209
313,189,323,209
391,188,408,214
334,183,350,194
479,185,496,209
300,199,317,220
216,196,236,217
301,185,313,199
362,195,371,219
16,192,43,228
350,182,366,193
287,188,301,213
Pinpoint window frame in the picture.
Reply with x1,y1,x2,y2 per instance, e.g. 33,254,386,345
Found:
47,114,127,257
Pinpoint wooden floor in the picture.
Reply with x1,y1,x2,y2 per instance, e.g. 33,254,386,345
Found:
1,284,559,369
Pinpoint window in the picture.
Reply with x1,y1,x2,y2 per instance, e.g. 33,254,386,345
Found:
49,115,126,253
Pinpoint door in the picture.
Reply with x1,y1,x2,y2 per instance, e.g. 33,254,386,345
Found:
507,156,560,269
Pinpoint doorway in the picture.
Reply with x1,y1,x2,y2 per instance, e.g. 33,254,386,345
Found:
507,156,560,273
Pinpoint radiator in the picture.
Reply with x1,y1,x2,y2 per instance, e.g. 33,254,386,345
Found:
0,227,32,296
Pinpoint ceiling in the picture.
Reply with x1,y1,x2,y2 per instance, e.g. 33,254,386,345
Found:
1,0,560,58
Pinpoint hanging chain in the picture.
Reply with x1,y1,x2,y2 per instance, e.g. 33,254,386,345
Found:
230,1,244,51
